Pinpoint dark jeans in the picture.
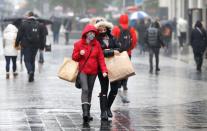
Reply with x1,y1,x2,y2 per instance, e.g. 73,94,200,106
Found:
80,73,97,104
5,56,17,72
39,50,44,63
53,32,59,44
149,48,160,70
65,32,70,44
98,72,120,96
22,47,38,74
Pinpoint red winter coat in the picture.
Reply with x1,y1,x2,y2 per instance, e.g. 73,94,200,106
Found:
112,14,138,56
72,24,107,75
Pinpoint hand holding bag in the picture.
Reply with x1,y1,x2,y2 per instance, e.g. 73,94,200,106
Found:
105,51,135,82
58,58,79,82
75,46,94,89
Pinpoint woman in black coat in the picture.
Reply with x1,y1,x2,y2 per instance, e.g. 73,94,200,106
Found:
94,18,121,121
190,21,207,72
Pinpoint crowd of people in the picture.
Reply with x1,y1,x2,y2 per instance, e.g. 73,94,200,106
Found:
72,14,206,125
1,10,207,125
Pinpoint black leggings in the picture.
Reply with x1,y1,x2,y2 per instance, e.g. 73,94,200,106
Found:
98,72,120,96
5,56,17,72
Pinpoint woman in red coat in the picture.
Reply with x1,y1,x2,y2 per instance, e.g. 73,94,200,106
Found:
72,24,107,123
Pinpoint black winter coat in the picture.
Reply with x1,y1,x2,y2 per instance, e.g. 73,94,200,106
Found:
39,23,48,49
15,18,44,49
97,34,121,58
191,28,207,53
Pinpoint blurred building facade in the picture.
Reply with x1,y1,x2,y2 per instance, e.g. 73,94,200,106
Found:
159,0,207,28
158,0,207,43
0,0,13,17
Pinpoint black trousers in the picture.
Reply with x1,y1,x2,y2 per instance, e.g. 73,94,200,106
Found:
22,47,38,74
149,48,160,70
98,72,120,96
193,49,204,69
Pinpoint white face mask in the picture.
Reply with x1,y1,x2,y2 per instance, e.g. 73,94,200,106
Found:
86,32,95,41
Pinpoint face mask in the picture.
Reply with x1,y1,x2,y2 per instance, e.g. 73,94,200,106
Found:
99,32,107,37
86,32,95,41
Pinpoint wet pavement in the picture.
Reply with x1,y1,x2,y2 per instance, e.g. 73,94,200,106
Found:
0,38,207,131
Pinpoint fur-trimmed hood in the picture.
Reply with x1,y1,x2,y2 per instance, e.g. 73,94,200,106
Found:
90,17,113,29
95,20,113,29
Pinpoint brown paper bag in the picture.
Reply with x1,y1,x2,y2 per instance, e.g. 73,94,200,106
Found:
105,51,135,82
58,58,79,82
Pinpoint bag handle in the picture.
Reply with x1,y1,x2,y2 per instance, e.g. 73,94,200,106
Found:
79,45,94,72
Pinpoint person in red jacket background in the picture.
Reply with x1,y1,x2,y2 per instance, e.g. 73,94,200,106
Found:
72,24,107,123
112,14,137,91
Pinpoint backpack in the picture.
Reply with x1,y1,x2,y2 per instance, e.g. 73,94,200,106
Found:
25,20,40,44
118,26,132,51
147,27,159,46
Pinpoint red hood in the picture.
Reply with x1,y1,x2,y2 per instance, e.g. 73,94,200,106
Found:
81,24,98,39
119,14,129,29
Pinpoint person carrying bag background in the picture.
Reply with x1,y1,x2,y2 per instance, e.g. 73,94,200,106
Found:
72,24,107,124
112,14,137,91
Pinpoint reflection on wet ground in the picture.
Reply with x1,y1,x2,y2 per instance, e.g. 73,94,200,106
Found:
0,101,207,131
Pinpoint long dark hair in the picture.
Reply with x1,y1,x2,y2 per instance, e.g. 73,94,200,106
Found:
194,20,203,29
12,19,22,29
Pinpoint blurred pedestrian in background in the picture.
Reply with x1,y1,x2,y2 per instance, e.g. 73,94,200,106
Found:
3,20,20,79
136,19,147,55
145,21,164,74
51,16,62,44
177,18,187,50
112,14,137,91
94,17,121,121
39,23,48,64
72,24,107,124
34,14,48,64
15,11,44,82
64,16,72,45
190,21,207,72
161,22,173,54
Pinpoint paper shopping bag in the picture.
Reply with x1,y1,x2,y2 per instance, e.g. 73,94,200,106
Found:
58,58,78,82
105,51,135,82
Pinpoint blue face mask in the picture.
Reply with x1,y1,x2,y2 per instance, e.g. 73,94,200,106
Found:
86,32,95,41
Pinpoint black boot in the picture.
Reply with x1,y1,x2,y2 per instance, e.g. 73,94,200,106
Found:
82,104,90,123
121,79,128,90
100,94,108,121
88,104,93,121
28,73,34,82
107,93,116,118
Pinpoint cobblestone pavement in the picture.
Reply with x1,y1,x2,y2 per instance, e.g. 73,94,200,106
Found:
0,39,207,131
